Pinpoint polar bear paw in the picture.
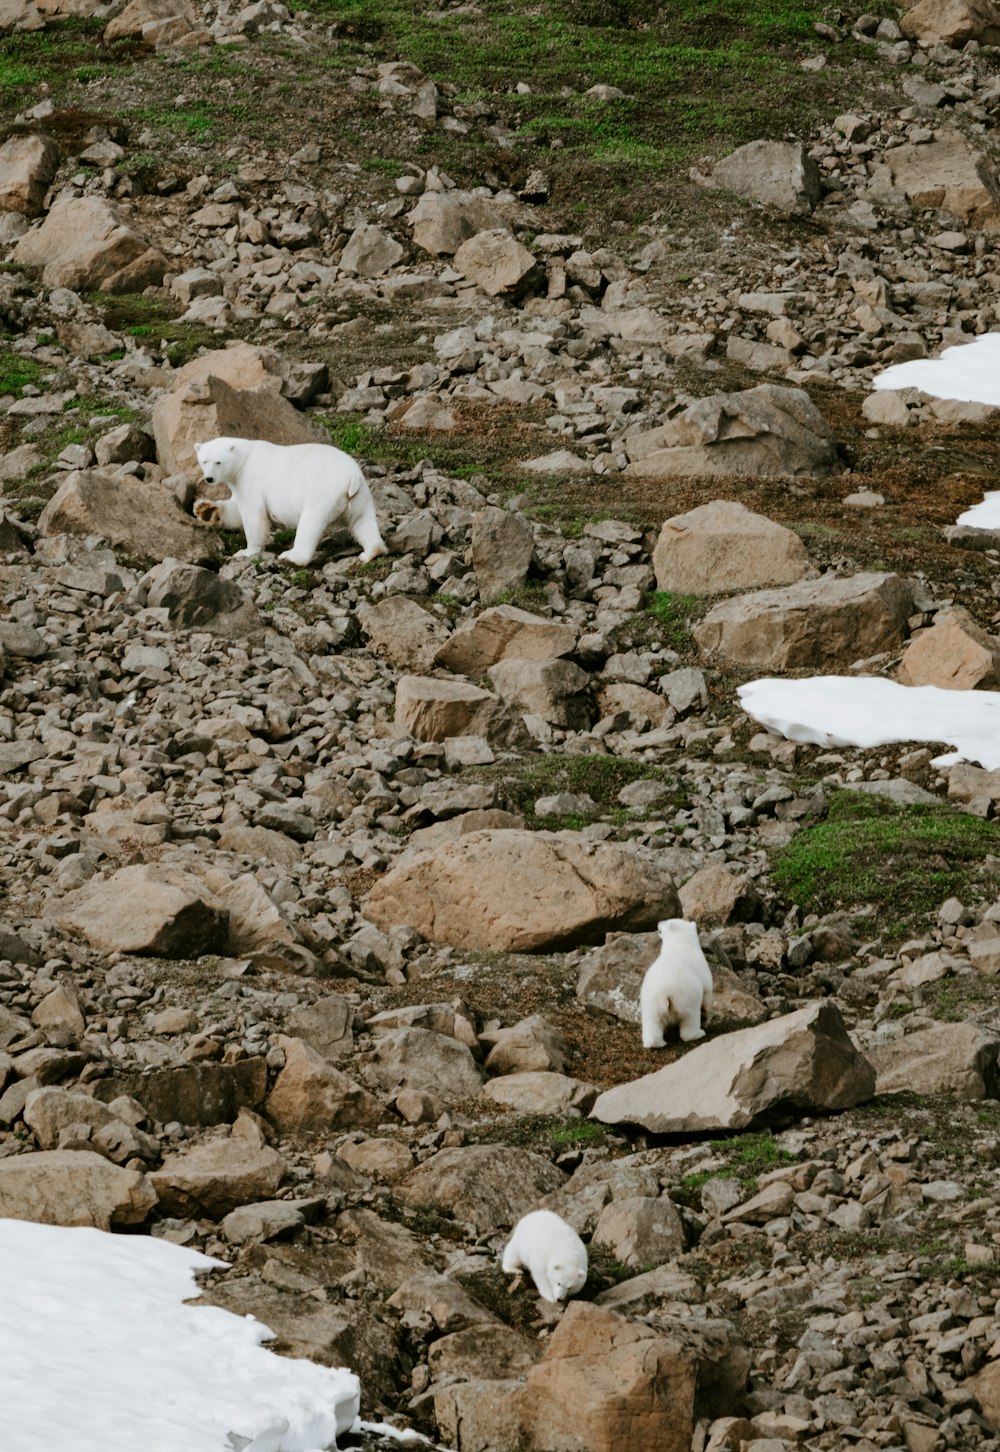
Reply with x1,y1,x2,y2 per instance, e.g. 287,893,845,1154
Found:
193,498,223,527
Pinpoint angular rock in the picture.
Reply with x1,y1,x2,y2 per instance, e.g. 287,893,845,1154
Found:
886,129,1000,229
708,140,822,215
284,996,353,1062
592,1194,685,1268
53,864,227,958
0,132,59,216
483,1072,597,1116
339,223,404,277
866,1023,1000,1100
37,470,220,566
435,1380,526,1452
901,0,1000,45
471,506,534,600
22,1087,121,1148
652,500,812,595
454,229,540,296
140,559,262,636
357,596,451,673
519,1301,749,1452
484,1016,570,1075
388,1272,500,1333
678,866,762,925
0,1149,155,1229
400,1145,565,1232
436,605,577,675
693,571,914,670
394,674,527,746
13,197,165,291
93,1059,267,1126
104,0,199,41
488,657,592,729
408,190,510,256
149,1135,287,1218
430,1324,541,1383
266,1036,380,1135
373,1027,483,1103
591,1002,875,1132
897,609,1000,690
365,830,682,951
625,385,840,480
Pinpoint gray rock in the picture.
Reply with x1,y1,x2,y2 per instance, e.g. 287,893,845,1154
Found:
708,139,823,214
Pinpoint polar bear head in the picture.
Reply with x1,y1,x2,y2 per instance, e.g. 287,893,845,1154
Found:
546,1257,588,1302
195,437,242,486
657,917,699,948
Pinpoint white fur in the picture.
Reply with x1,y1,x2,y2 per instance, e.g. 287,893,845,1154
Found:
640,917,714,1048
193,435,388,567
502,1210,588,1304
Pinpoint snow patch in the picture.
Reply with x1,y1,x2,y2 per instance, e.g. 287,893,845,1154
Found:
738,675,1000,770
956,491,1000,531
1,1217,361,1452
872,332,1000,406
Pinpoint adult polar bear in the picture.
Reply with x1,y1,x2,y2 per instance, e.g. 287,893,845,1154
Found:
194,436,388,567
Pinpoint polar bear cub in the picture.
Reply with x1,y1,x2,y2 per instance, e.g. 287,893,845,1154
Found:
640,917,714,1048
502,1209,588,1304
194,436,388,567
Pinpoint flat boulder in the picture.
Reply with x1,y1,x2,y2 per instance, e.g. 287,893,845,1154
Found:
625,385,840,481
395,674,527,746
149,1134,287,1219
519,1301,749,1452
37,469,220,565
706,139,822,215
886,128,1000,229
13,196,166,292
652,500,812,594
365,830,682,951
398,1144,565,1232
52,863,228,958
0,1149,155,1229
693,571,914,670
866,1023,1000,1100
436,604,577,675
591,1002,875,1133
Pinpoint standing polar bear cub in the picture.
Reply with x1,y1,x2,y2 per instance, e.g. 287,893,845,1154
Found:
194,436,388,567
640,917,714,1048
502,1210,588,1304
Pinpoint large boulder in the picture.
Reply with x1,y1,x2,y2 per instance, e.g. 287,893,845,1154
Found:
37,470,220,565
365,830,682,951
339,223,404,277
0,132,59,216
0,1149,155,1229
436,605,577,675
707,140,822,215
693,571,914,670
394,675,527,746
866,1023,1000,1100
885,129,1000,229
149,1134,287,1219
487,657,592,729
901,0,1000,44
52,864,228,958
519,1301,749,1452
576,931,766,1027
407,190,510,256
591,1002,875,1133
897,609,1000,690
454,229,540,296
652,500,812,594
13,197,166,291
357,596,452,673
398,1144,565,1232
265,1036,380,1135
153,369,328,479
139,560,262,637
471,507,535,599
624,386,841,480
373,1027,483,1103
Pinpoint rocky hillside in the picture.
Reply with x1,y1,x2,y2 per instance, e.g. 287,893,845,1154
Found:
5,0,1000,1448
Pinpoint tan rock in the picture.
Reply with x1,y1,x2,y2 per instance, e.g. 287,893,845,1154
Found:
430,1324,541,1383
408,190,510,256
0,1149,155,1229
357,596,452,673
339,223,403,277
484,1015,569,1075
471,506,534,600
591,1002,875,1133
338,1138,414,1181
693,571,914,670
966,1357,1000,1432
592,1194,685,1267
365,829,682,952
865,1023,999,1100
0,132,59,216
31,983,85,1046
37,469,220,565
266,1035,380,1135
678,866,762,925
284,996,353,1062
394,674,527,746
886,129,1000,230
22,1087,120,1148
488,657,591,729
149,1134,286,1218
13,196,165,290
388,1272,500,1333
518,1301,749,1452
901,0,1000,49
104,0,197,41
596,683,673,730
435,604,577,675
153,369,328,479
897,610,1000,690
373,1027,483,1103
454,228,540,296
652,500,812,595
483,1072,597,1116
435,1380,526,1452
53,863,227,957
708,140,822,215
400,1144,565,1232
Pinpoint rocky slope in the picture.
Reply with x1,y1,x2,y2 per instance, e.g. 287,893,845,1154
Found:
5,1,1000,1448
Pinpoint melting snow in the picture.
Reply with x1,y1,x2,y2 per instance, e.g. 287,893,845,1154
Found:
872,332,1000,406
738,675,1000,770
1,1217,361,1452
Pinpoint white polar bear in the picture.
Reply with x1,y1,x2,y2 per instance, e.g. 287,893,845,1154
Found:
502,1209,588,1304
640,917,714,1048
193,436,388,567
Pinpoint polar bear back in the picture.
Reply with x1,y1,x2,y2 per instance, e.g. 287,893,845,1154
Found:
502,1209,588,1302
222,439,365,526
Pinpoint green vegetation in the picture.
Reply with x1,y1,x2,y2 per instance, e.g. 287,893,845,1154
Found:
643,591,703,650
771,791,1000,945
0,348,45,398
473,752,687,831
549,1121,606,1146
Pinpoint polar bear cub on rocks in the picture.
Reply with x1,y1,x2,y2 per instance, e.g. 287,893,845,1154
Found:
502,1210,588,1304
194,436,388,567
640,917,714,1048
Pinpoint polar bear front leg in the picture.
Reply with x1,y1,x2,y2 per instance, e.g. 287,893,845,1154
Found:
279,504,328,567
194,493,243,530
233,502,272,558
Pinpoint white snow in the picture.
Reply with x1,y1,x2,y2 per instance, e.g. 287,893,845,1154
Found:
872,332,1000,406
1,1217,361,1452
956,491,1000,531
739,675,1000,770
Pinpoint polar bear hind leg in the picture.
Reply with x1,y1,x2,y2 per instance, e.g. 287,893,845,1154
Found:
352,508,388,564
279,503,330,567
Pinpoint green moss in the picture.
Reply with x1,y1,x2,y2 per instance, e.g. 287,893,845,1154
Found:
642,591,704,649
0,349,45,398
771,791,1000,944
470,752,687,830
